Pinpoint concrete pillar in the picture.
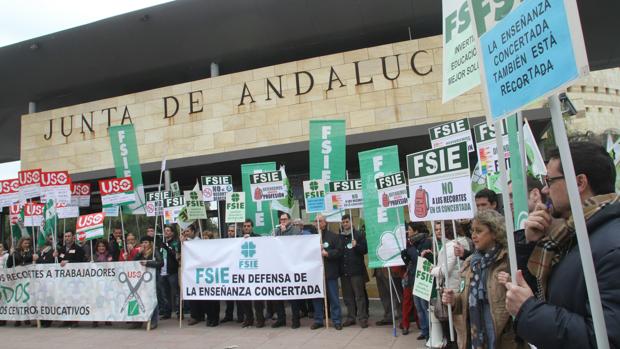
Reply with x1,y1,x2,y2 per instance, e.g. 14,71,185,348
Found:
210,62,219,77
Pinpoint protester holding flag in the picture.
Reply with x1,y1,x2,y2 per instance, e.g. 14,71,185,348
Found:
132,235,163,330
442,210,524,349
504,142,620,348
159,225,180,320
311,214,343,330
37,234,56,264
400,221,432,338
339,214,369,329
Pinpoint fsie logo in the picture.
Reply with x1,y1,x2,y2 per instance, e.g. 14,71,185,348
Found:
239,241,258,269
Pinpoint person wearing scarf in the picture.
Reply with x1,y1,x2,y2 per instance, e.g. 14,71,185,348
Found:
442,210,526,349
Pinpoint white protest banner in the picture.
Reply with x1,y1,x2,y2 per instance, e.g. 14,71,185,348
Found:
56,203,79,219
163,196,184,224
429,118,475,152
99,177,136,207
478,0,589,122
70,182,91,207
0,262,156,321
327,179,363,210
407,142,474,221
225,192,246,223
375,172,409,209
473,120,510,175
23,202,44,227
18,168,41,203
412,257,434,301
0,178,20,208
182,235,324,300
303,179,326,213
249,170,287,202
103,205,119,217
201,175,233,202
40,171,72,204
76,212,105,242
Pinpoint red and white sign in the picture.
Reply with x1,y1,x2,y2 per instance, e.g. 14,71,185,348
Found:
18,169,42,202
56,203,79,219
23,202,44,227
41,171,72,204
70,182,91,207
0,178,20,208
76,212,105,242
98,177,136,207
9,204,21,224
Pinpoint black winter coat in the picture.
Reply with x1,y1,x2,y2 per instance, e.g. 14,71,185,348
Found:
339,229,367,277
321,229,343,280
515,201,620,349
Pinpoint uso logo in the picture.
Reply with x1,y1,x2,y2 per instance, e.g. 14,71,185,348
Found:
24,203,44,216
99,177,134,195
0,178,19,194
77,212,105,230
19,169,41,186
41,171,70,186
72,183,91,196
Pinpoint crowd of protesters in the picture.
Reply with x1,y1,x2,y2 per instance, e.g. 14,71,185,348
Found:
0,141,618,349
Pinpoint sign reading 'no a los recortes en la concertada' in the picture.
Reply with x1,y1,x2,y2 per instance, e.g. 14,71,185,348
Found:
41,50,434,141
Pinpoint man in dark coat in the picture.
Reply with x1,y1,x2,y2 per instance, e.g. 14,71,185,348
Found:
339,214,368,328
505,142,620,348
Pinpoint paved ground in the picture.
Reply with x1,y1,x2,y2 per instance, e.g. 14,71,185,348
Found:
0,301,428,349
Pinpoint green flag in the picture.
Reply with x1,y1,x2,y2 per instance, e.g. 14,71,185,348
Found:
309,120,346,221
270,165,293,213
109,125,146,214
40,199,57,248
358,145,406,268
241,162,276,235
10,206,30,243
507,115,529,229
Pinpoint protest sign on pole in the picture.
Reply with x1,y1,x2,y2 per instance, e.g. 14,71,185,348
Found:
201,175,233,202
473,120,510,175
99,177,136,207
40,171,72,204
326,179,363,210
70,182,91,207
406,142,474,221
40,199,57,248
145,191,171,217
0,262,156,321
162,196,185,225
429,118,475,152
507,114,529,229
184,184,208,220
109,125,146,214
412,257,434,301
76,212,105,242
170,181,181,197
241,162,276,236
303,179,327,213
56,203,79,219
18,168,41,203
358,146,406,268
477,0,589,122
182,235,324,300
309,120,346,221
249,170,287,202
23,202,44,227
375,172,409,209
225,192,246,223
523,119,547,178
0,178,20,208
103,205,120,217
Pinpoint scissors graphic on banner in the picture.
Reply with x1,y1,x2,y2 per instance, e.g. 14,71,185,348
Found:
118,271,153,313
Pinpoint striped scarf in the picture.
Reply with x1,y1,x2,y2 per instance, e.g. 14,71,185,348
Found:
528,193,619,300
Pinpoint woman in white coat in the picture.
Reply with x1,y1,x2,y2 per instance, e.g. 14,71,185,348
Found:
430,220,471,348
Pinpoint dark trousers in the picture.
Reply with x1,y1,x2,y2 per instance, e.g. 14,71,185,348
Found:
159,273,179,317
189,300,208,321
224,300,243,320
240,300,265,323
341,275,369,322
205,300,220,323
271,300,302,323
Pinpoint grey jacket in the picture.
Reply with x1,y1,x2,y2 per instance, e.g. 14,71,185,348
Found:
274,223,300,236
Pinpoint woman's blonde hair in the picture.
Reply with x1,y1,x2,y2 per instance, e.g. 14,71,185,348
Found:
473,210,507,248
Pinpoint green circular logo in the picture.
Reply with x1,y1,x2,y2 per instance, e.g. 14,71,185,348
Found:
309,181,319,191
231,193,240,202
190,191,199,200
